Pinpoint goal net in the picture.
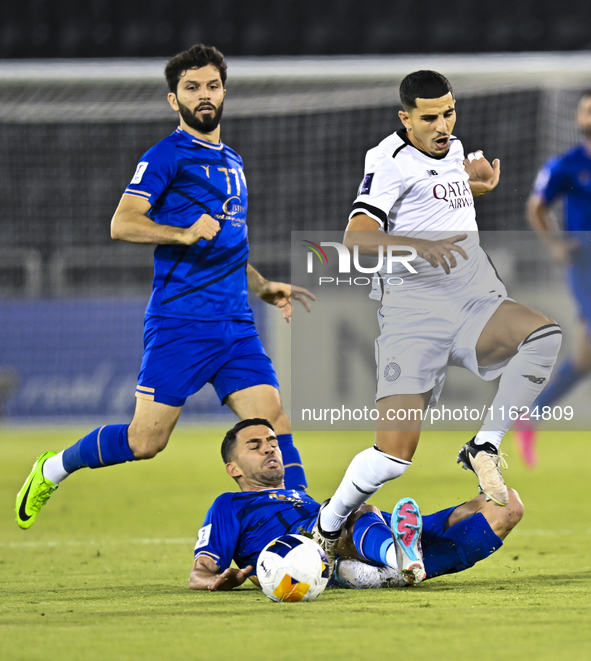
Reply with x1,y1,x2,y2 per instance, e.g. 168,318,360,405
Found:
1,53,590,420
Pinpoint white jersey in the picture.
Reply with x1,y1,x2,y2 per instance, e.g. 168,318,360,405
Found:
349,129,499,306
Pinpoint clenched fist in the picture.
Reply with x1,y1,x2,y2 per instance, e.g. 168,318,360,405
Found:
183,214,221,244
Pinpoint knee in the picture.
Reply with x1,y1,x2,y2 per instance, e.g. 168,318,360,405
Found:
345,504,382,534
489,488,524,538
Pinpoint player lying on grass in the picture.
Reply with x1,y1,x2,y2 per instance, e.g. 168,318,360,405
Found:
189,419,523,591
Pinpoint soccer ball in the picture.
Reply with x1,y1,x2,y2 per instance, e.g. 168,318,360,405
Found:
256,534,330,602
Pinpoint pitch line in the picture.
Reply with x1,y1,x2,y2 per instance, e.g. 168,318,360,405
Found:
1,538,195,549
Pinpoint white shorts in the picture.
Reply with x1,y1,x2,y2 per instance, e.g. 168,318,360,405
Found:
375,287,510,408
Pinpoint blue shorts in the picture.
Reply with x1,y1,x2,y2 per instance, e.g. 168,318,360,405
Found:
136,316,279,407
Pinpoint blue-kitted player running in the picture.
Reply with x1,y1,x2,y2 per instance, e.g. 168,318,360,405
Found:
514,90,591,467
189,419,523,592
16,44,314,529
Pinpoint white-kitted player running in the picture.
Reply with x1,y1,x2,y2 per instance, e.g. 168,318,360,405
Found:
313,70,561,569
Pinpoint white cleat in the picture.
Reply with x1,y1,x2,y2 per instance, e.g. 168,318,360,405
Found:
457,438,509,507
333,558,405,589
311,500,341,576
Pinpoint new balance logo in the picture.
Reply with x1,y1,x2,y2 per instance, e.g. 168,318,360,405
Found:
522,374,546,384
427,169,438,176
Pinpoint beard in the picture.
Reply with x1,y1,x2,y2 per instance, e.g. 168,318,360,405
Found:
177,99,224,134
251,466,285,488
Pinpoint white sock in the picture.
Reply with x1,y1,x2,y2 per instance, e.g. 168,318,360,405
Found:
385,543,398,570
478,324,562,448
320,446,411,532
474,430,504,448
42,451,70,485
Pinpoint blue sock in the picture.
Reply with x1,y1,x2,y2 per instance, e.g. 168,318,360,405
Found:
277,434,308,491
62,424,136,473
423,512,502,579
534,360,583,409
351,511,394,565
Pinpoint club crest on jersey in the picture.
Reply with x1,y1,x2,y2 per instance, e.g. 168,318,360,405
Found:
384,363,401,382
358,173,374,196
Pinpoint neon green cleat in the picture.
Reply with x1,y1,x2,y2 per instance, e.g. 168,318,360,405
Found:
15,451,59,529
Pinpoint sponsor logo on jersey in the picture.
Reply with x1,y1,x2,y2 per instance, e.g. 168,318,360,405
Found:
432,180,474,209
195,523,212,549
222,196,245,215
427,169,438,176
131,161,149,184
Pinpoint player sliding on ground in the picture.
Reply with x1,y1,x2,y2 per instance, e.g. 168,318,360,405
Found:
16,44,314,530
313,70,559,565
189,419,523,591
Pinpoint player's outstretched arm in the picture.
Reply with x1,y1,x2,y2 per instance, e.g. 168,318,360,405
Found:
111,195,220,245
345,214,469,274
189,555,253,591
464,151,501,197
527,193,577,265
247,264,315,323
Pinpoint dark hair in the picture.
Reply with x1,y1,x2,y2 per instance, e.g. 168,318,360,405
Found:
221,418,275,464
399,70,454,111
164,44,227,93
580,90,591,101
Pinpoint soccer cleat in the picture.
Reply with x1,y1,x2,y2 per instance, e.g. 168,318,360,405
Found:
333,558,405,589
457,438,509,506
513,417,538,468
15,451,59,529
391,497,426,585
311,500,341,576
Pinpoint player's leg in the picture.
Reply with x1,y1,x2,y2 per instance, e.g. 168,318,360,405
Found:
420,489,523,580
459,301,561,505
515,320,591,465
319,392,427,533
213,331,307,492
335,498,425,587
446,488,524,541
15,399,182,529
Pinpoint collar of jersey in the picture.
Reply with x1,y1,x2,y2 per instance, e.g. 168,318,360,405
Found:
175,127,224,150
396,128,455,161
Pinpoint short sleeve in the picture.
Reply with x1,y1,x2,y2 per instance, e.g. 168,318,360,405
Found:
349,148,403,228
123,140,177,207
194,494,240,572
533,156,567,204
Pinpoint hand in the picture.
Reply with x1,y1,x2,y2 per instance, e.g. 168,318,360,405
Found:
411,234,469,275
184,214,221,244
464,151,501,197
257,281,316,323
208,565,254,591
548,237,579,265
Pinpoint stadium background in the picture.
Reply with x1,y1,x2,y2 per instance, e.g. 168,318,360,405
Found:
2,4,591,661
1,10,590,421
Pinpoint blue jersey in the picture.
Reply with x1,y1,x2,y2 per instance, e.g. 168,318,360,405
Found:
124,127,252,322
534,144,591,232
194,489,320,572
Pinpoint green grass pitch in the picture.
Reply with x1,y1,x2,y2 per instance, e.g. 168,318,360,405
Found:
1,426,590,661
